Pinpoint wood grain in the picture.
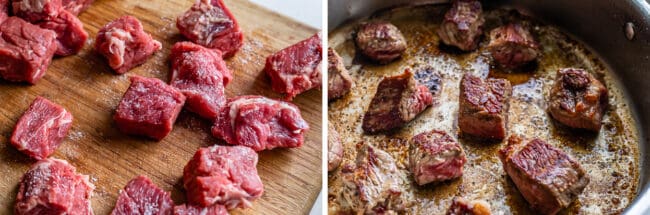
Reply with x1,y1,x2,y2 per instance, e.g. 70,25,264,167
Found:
0,0,323,214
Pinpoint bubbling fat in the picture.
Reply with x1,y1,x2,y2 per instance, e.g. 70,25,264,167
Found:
328,4,639,214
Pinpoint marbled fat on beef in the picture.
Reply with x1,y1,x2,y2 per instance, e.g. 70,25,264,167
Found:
183,145,263,209
211,96,309,151
265,33,322,100
114,76,186,140
177,0,243,58
15,158,94,215
111,175,174,215
95,15,162,74
170,42,232,120
0,17,57,84
11,97,72,160
12,0,62,22
62,0,93,15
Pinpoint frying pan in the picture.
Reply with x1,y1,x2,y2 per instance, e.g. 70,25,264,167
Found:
328,0,650,213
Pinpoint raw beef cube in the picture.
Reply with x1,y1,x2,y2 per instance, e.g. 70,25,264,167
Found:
0,17,57,84
265,33,322,100
170,41,232,120
114,76,186,140
176,0,243,58
62,0,93,15
328,48,354,101
173,204,228,215
328,124,343,171
458,74,511,140
338,143,407,214
15,158,94,215
438,0,485,51
183,145,263,209
487,23,540,69
355,21,407,63
11,97,73,160
0,0,8,23
39,10,88,56
498,136,589,215
362,69,433,133
409,130,466,185
95,15,162,74
12,0,62,22
111,175,174,215
549,68,608,131
211,96,309,151
446,197,492,215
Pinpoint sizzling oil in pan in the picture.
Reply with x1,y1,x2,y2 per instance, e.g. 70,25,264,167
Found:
328,4,639,215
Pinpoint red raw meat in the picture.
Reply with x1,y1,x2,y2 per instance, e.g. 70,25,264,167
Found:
11,97,73,160
12,0,62,22
15,158,94,215
39,10,88,56
62,0,93,15
0,0,8,23
183,145,263,209
114,76,186,140
95,15,162,74
111,175,174,215
170,42,232,120
173,204,228,215
0,17,57,84
176,0,243,58
264,33,322,100
211,96,309,151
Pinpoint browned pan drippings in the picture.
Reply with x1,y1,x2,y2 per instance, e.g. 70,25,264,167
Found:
328,4,639,214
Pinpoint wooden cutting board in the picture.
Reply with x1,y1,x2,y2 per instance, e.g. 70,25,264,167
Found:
0,0,323,214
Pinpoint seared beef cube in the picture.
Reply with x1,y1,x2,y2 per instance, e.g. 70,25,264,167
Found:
447,197,492,215
549,68,608,131
0,17,57,84
437,0,485,51
355,21,407,64
363,70,433,133
328,48,354,101
499,136,589,215
328,124,344,171
95,16,162,74
487,24,540,69
339,143,406,214
458,74,511,140
12,0,62,22
111,175,174,215
38,10,89,56
409,130,466,185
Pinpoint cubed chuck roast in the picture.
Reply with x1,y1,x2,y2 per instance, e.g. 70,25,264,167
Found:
114,76,186,140
265,33,322,100
15,158,94,215
39,10,88,56
355,21,407,64
487,23,540,69
328,124,344,171
170,42,232,120
338,143,407,214
438,0,485,51
0,17,57,84
95,15,162,74
548,68,608,131
183,145,263,209
499,136,589,215
409,130,467,185
328,48,354,101
111,175,174,215
11,97,72,160
446,197,492,215
458,74,511,140
177,0,243,58
362,69,433,133
211,96,309,151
